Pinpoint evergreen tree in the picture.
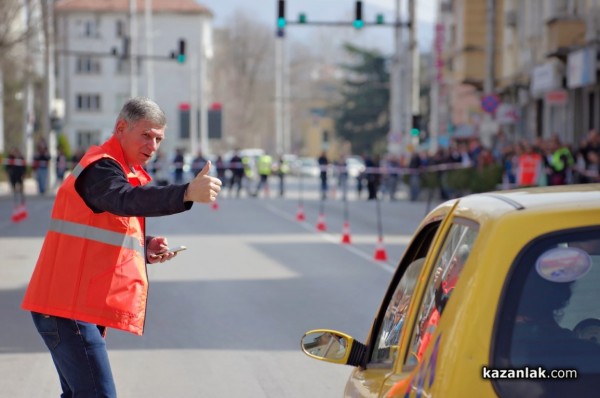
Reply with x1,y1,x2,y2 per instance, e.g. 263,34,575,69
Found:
333,43,389,155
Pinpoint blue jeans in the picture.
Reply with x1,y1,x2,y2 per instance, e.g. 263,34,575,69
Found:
31,312,116,398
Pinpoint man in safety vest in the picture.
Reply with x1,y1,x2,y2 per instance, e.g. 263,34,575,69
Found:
253,153,273,197
21,97,222,397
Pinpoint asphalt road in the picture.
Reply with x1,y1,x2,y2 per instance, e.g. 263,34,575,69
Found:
0,178,435,397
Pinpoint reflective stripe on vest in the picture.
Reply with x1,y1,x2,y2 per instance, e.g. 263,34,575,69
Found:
49,219,144,258
71,163,85,178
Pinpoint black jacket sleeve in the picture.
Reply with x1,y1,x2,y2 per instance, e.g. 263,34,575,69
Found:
74,158,193,217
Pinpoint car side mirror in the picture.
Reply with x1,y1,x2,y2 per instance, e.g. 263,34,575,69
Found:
301,329,367,367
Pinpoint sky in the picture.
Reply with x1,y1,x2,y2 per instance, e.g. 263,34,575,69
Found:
199,0,438,53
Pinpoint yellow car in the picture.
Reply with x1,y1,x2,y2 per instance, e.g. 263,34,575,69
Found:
301,185,600,397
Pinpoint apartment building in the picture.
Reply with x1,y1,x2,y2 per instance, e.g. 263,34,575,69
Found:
54,0,212,159
435,0,599,146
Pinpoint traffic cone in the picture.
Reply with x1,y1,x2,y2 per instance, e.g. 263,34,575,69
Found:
211,201,219,210
341,221,351,244
296,204,305,221
373,237,388,261
11,204,28,223
316,213,327,231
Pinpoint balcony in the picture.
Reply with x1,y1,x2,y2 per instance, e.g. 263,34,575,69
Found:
545,17,586,56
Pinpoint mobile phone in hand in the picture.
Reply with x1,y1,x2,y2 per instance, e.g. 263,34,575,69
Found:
169,245,187,254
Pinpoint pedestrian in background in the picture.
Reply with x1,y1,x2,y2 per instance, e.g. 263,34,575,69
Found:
228,149,244,197
253,153,273,197
55,147,68,190
33,142,51,195
4,147,27,207
21,97,222,398
191,149,208,177
173,148,185,183
318,151,329,200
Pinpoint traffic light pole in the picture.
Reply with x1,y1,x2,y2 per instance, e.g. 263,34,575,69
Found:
389,0,404,156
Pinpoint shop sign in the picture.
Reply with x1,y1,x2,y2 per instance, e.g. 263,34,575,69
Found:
567,47,597,89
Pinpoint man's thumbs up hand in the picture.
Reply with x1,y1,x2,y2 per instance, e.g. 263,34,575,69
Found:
184,160,222,203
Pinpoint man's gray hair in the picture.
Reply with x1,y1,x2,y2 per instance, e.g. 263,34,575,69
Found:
117,97,166,127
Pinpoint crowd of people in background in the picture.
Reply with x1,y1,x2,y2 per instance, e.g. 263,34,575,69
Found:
4,128,599,203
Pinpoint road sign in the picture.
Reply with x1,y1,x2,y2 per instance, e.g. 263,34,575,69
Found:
480,94,500,114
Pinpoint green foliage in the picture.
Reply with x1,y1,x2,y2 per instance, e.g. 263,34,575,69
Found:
57,134,72,159
332,43,389,155
405,164,504,196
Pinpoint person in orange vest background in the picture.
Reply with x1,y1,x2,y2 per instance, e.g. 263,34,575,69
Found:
21,97,222,397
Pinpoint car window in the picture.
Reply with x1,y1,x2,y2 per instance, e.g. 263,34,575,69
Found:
403,221,479,369
494,228,600,397
371,257,426,364
368,221,442,367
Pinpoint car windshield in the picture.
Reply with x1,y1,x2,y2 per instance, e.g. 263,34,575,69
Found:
494,228,600,396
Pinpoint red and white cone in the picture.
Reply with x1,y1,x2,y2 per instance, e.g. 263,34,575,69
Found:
211,201,219,210
296,205,305,221
11,204,28,223
373,237,388,261
341,221,351,244
316,213,327,231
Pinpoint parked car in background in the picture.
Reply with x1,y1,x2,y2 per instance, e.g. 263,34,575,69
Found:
345,156,366,178
301,185,600,397
294,156,321,178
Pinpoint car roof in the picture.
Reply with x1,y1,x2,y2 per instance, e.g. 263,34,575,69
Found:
460,184,600,213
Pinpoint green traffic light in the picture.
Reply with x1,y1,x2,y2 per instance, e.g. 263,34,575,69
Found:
410,128,420,137
353,20,364,29
277,17,286,28
177,54,185,64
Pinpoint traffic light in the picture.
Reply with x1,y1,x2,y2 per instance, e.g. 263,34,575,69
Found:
354,1,364,29
411,114,422,137
177,39,186,64
277,0,286,28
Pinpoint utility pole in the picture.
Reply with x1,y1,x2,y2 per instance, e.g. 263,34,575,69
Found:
199,19,211,155
484,0,496,94
481,0,497,147
407,0,418,147
129,0,138,98
389,0,404,155
41,0,57,190
23,0,35,165
190,50,198,156
144,0,154,98
275,27,284,155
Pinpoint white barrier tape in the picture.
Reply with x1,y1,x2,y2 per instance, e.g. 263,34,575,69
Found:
3,159,27,166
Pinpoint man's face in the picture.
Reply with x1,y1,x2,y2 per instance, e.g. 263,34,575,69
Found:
115,118,165,166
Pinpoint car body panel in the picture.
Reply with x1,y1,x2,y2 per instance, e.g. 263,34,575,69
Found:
302,184,600,398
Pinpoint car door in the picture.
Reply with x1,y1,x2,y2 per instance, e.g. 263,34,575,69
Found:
345,202,459,398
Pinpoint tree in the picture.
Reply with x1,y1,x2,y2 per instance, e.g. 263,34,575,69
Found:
332,43,389,155
212,10,275,151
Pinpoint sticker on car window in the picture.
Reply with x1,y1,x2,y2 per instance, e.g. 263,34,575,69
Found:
535,247,592,283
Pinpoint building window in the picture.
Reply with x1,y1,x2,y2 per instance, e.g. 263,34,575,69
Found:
76,94,102,112
76,130,100,149
116,20,126,38
79,18,100,38
75,56,101,74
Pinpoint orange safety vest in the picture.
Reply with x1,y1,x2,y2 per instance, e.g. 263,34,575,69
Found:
22,136,152,335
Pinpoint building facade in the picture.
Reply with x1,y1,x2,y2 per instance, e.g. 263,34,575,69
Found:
434,0,600,147
54,0,212,159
